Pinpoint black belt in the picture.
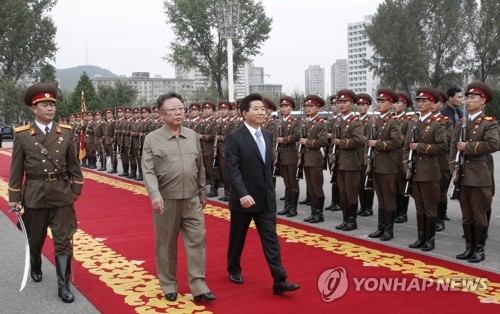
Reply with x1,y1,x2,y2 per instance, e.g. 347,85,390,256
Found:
26,171,68,181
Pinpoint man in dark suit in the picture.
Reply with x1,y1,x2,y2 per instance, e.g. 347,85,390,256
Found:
440,87,463,125
225,93,300,295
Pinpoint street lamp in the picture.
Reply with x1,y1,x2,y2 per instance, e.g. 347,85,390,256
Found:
216,0,240,102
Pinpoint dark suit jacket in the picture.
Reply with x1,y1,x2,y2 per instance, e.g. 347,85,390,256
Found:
440,104,463,125
225,124,276,213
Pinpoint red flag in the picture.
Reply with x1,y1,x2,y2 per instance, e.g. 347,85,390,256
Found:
79,91,87,160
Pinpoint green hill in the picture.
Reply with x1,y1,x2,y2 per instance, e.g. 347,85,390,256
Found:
56,65,118,91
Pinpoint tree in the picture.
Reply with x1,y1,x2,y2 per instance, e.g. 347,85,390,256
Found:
70,73,99,113
365,0,427,92
0,0,57,81
0,77,28,124
461,0,500,81
97,80,137,108
164,0,272,98
36,63,58,83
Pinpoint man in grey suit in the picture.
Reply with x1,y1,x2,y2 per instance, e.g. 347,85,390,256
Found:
225,93,300,295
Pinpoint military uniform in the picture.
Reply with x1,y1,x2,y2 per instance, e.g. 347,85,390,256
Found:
8,82,83,303
93,111,106,171
129,108,142,179
84,112,96,169
404,87,447,252
450,81,499,263
115,107,130,177
199,102,219,197
104,108,117,173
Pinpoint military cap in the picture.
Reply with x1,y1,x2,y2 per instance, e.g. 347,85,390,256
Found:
69,113,76,118
230,102,237,109
189,103,201,111
396,91,412,107
436,89,447,103
105,108,114,114
376,87,398,103
328,95,337,104
116,107,124,113
201,101,216,110
279,96,296,109
235,98,243,109
416,86,439,103
124,107,132,113
152,106,159,112
218,100,232,109
337,89,358,103
356,93,372,105
304,94,325,108
24,82,58,106
465,81,493,103
94,110,102,116
141,106,152,113
85,111,94,117
133,108,140,114
263,98,277,111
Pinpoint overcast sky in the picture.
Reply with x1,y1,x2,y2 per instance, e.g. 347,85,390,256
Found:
51,0,384,95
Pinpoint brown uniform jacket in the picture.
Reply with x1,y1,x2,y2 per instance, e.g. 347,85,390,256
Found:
8,124,84,208
403,114,447,181
200,116,217,157
279,116,301,165
336,115,364,171
449,114,499,186
372,113,402,174
303,116,328,167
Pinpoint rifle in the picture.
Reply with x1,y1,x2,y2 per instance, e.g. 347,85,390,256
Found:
404,113,420,196
364,108,377,190
329,115,340,184
451,100,468,200
212,119,221,168
296,106,307,180
273,114,283,176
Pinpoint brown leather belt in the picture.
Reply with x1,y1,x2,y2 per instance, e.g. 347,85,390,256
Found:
26,171,68,181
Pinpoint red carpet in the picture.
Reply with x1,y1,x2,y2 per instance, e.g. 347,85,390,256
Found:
1,148,499,313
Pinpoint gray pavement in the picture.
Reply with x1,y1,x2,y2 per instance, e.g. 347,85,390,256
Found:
1,139,498,313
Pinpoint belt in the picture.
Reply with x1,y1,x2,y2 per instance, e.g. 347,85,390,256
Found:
466,156,488,161
417,154,436,159
26,171,68,181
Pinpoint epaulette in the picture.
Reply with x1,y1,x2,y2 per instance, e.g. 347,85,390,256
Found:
317,118,325,123
352,116,360,121
14,125,31,133
484,116,496,122
58,123,73,130
291,117,300,121
405,115,414,120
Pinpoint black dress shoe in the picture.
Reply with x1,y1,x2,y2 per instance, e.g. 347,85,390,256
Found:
193,292,217,302
31,270,42,282
273,281,300,295
165,293,177,301
229,274,244,284
118,172,129,177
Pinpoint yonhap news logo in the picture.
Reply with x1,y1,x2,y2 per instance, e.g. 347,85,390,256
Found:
317,267,489,302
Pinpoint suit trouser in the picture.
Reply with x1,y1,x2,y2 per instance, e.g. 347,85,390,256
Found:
23,205,77,256
227,209,287,283
373,173,396,211
280,163,300,194
413,181,440,217
154,197,209,296
459,186,491,227
304,166,325,199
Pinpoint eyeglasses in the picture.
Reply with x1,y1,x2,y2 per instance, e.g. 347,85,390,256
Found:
161,107,186,114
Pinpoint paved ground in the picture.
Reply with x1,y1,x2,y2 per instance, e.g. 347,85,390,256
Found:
0,139,498,312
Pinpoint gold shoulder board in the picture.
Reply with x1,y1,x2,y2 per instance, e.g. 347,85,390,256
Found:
14,125,31,133
58,123,73,130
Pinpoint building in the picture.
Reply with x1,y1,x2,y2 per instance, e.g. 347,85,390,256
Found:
330,59,348,95
175,67,209,91
235,63,250,99
305,65,325,97
249,84,282,97
347,15,379,94
91,72,195,103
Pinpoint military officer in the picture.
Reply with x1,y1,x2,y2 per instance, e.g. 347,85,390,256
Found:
276,96,301,217
450,81,499,263
299,94,328,223
404,87,447,251
332,90,364,231
93,110,106,171
104,108,117,173
262,98,278,186
199,101,220,197
325,95,341,211
128,108,142,179
215,101,237,202
8,82,84,303
367,88,402,241
84,112,96,169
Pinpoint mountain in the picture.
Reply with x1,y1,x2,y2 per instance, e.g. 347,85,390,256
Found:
56,65,118,91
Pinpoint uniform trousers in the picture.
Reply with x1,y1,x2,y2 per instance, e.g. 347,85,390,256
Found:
459,186,491,227
337,170,361,209
280,163,300,194
153,196,209,296
412,181,440,217
439,170,451,204
304,166,324,199
373,173,396,211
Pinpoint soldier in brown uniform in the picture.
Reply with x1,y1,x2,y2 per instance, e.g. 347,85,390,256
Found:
120,108,133,177
215,101,237,202
451,81,499,263
355,93,375,217
394,91,414,223
188,103,203,132
367,88,402,241
135,106,154,181
115,107,128,176
404,87,447,251
199,101,219,197
276,96,301,217
93,110,106,171
299,94,328,223
262,98,278,186
8,82,84,303
84,112,96,169
128,108,142,179
332,90,364,231
325,95,341,211
152,106,163,130
103,108,117,173
432,89,453,231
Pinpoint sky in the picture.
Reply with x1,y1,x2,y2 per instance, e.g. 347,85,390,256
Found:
51,0,384,95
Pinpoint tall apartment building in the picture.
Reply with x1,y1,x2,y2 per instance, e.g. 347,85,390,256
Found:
235,63,250,99
91,72,195,103
347,15,379,95
330,59,348,95
175,67,209,90
305,65,325,97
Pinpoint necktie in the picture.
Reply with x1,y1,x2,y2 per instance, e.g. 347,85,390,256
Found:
255,130,266,161
45,126,50,135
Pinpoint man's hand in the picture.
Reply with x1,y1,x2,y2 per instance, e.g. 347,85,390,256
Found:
201,200,207,209
8,202,20,210
240,195,255,208
457,141,466,151
73,194,80,201
368,139,377,147
299,138,307,145
151,196,164,214
276,137,284,144
410,143,418,150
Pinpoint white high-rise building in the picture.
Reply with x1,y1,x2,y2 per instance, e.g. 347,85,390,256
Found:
235,63,250,99
305,65,325,97
347,15,379,95
331,59,348,95
175,66,209,90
